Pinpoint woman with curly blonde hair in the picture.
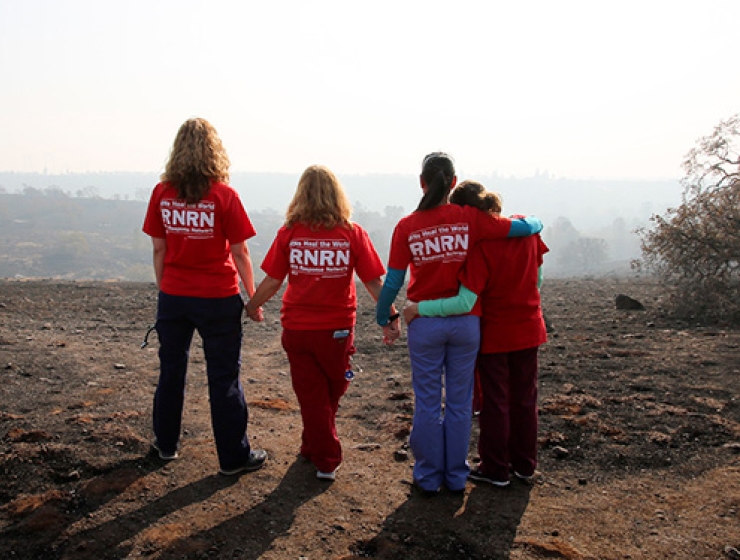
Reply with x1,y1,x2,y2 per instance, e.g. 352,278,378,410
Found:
161,118,231,204
143,117,267,476
246,165,397,481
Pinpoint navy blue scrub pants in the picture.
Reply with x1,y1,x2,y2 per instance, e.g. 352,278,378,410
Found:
153,291,252,471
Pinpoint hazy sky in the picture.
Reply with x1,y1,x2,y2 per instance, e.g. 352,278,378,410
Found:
1,0,738,180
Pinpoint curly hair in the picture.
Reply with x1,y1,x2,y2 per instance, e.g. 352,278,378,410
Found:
449,180,502,214
161,118,231,204
285,165,353,229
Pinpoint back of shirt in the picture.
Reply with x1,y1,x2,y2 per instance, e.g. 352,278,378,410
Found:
142,181,256,298
261,222,385,330
388,204,512,302
460,235,549,353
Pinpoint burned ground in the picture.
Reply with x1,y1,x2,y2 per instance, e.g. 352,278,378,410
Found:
1,278,739,559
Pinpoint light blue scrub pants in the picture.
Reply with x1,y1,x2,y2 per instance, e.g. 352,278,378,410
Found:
407,315,480,492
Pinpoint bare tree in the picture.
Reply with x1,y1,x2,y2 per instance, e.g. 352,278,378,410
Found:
638,114,740,323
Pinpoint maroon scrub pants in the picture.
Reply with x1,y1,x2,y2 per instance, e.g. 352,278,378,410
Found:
476,346,540,481
281,328,355,473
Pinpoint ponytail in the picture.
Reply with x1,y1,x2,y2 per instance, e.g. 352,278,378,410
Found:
416,152,455,212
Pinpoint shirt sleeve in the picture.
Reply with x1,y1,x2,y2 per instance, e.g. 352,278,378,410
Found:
387,221,413,270
376,267,405,325
142,185,165,238
418,284,478,316
222,189,256,244
260,227,290,281
466,206,513,240
458,243,488,295
352,225,386,282
507,216,543,237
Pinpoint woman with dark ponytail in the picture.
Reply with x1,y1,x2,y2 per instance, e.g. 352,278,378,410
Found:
375,152,542,495
415,152,456,211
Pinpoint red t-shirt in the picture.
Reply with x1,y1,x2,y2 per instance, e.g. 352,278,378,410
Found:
260,222,386,330
142,181,256,298
460,234,549,353
388,204,512,302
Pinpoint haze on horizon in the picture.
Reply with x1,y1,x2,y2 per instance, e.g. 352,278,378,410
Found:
1,0,739,182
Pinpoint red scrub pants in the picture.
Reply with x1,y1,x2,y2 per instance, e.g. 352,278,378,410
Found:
281,328,355,473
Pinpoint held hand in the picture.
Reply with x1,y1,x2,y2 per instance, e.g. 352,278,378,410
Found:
403,301,419,325
245,302,264,322
382,318,401,345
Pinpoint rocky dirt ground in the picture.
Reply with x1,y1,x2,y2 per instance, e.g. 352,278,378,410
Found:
1,277,739,560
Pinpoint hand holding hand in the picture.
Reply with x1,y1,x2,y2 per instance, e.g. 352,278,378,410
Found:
382,316,402,345
403,300,419,325
245,302,264,322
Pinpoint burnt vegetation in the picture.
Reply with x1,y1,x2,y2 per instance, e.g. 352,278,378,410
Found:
637,114,740,324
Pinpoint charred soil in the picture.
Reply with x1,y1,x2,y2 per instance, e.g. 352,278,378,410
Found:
1,278,739,559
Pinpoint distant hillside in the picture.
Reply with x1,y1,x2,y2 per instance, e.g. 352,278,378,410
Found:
0,172,684,280
0,193,280,281
0,171,682,230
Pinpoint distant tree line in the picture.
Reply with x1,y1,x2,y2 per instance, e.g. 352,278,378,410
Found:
0,184,648,281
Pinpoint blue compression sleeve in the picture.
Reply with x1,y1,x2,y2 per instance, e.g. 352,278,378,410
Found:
508,216,543,237
418,284,478,316
376,267,405,325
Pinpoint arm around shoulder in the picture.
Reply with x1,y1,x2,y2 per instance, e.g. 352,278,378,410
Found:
507,216,543,237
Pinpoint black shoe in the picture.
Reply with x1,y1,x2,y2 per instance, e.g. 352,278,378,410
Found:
151,441,178,461
411,480,440,497
219,449,268,476
469,469,510,487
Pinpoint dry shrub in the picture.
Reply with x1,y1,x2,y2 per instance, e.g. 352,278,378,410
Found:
637,114,740,324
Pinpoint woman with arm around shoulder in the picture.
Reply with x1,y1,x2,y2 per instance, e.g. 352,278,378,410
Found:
406,181,550,487
245,165,397,481
374,152,542,494
142,117,267,476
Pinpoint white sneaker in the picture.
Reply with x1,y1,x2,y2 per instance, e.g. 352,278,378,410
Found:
316,466,339,481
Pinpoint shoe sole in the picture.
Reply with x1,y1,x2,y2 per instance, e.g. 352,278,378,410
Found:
219,461,265,476
151,443,178,461
469,473,510,487
316,464,340,481
513,471,541,485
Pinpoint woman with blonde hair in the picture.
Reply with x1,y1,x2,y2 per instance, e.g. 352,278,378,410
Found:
142,117,267,476
246,165,396,481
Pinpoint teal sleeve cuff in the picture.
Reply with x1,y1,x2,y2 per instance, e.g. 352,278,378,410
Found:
376,267,405,325
508,216,543,237
418,285,478,316
537,266,543,289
